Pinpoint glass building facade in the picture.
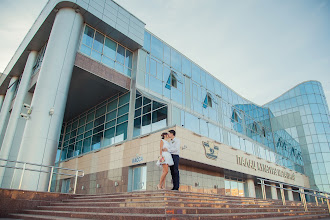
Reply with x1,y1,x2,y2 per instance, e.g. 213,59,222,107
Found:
265,81,330,192
52,14,329,193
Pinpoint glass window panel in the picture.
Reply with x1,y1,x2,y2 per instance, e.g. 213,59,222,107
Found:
118,104,129,116
93,124,104,134
231,181,238,196
77,134,83,141
94,115,105,126
115,62,124,73
107,99,118,112
200,120,208,137
75,141,83,156
149,76,162,95
156,62,162,80
124,67,131,77
151,35,163,60
103,127,115,147
182,56,191,77
115,121,128,142
119,93,130,106
143,104,151,114
164,44,171,65
152,107,167,131
135,97,142,109
103,37,116,60
171,88,182,104
80,44,91,56
105,119,116,129
192,63,201,84
143,31,151,52
143,97,151,105
117,114,128,124
152,101,165,110
82,25,95,47
150,59,157,76
95,105,106,118
133,117,141,137
208,123,220,141
185,112,199,134
106,110,117,122
135,108,141,118
91,132,103,150
85,121,93,131
78,116,86,127
91,50,102,62
101,56,115,68
141,113,151,134
171,49,181,71
86,111,94,123
70,129,77,138
83,137,91,153
116,45,125,64
92,31,104,52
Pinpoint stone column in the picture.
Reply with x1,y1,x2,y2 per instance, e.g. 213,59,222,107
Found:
0,77,19,142
247,178,256,198
0,95,5,111
287,186,294,201
0,51,37,186
14,8,83,191
271,183,278,200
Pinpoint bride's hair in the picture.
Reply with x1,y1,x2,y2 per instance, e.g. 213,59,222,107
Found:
161,132,168,139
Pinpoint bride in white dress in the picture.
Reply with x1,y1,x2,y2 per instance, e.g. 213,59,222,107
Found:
157,132,174,189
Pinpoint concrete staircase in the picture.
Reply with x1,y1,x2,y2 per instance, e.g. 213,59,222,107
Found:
9,190,330,219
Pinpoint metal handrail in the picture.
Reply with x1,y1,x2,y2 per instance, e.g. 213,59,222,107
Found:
0,158,84,194
257,177,330,214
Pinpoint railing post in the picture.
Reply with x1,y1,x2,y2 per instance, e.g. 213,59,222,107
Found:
325,194,330,214
314,191,318,206
280,184,286,206
73,170,78,194
300,188,308,212
261,179,266,200
48,166,54,192
18,163,26,190
321,193,324,204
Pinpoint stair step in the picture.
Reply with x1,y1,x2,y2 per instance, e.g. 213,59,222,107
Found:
9,213,87,220
36,205,329,214
17,210,330,220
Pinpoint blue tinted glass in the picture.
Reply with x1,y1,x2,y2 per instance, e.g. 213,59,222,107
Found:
80,44,91,56
143,31,151,52
91,50,102,62
164,44,171,65
103,37,116,60
150,59,156,76
182,57,191,77
206,74,214,92
185,112,199,134
116,45,125,64
171,49,181,71
151,35,163,60
125,50,132,68
200,70,206,87
93,32,104,52
150,76,162,95
115,62,124,73
82,26,94,47
102,56,115,68
192,64,200,84
171,88,182,104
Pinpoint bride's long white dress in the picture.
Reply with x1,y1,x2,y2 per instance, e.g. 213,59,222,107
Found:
156,139,174,166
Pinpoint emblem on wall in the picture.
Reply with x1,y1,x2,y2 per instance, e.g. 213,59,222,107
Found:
202,141,219,160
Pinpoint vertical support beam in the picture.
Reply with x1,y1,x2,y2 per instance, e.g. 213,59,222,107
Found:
0,95,5,111
0,51,37,185
14,8,83,192
271,183,278,200
280,184,286,206
247,178,256,198
261,179,267,200
314,191,319,206
287,186,294,201
300,188,308,212
0,77,19,141
325,194,330,214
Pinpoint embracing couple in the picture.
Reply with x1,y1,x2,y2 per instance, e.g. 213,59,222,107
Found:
156,130,180,190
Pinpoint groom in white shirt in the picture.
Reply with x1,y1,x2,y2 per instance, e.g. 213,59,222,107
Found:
165,129,180,190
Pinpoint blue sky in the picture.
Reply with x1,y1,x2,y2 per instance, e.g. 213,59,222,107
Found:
0,0,329,106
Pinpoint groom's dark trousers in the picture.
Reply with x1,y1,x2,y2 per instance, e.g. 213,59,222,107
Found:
170,154,180,190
